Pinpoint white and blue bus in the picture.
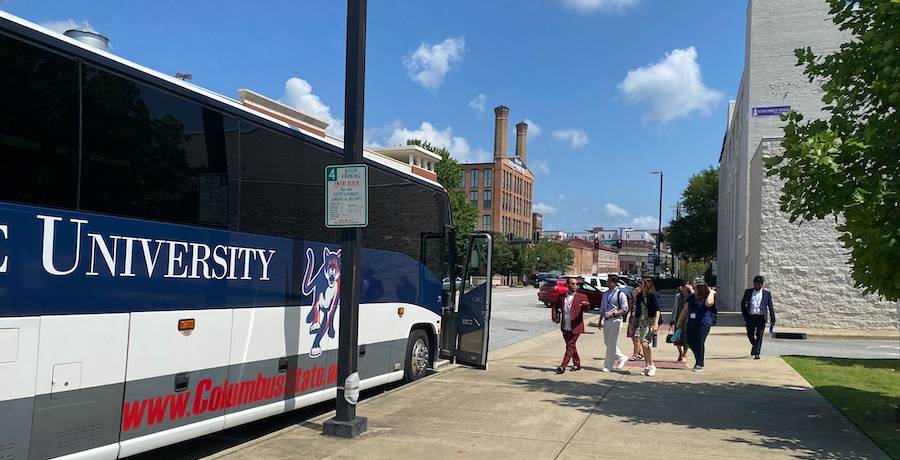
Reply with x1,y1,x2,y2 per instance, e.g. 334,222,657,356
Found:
0,11,493,460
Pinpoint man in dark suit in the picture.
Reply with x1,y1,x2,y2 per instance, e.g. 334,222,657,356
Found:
741,275,776,359
552,277,591,374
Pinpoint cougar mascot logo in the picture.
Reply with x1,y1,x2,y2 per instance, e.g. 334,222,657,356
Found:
302,247,341,358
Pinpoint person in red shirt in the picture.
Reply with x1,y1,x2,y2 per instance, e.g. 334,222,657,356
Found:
552,277,591,374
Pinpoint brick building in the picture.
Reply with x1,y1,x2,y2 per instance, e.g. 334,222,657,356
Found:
461,106,534,238
531,212,543,243
565,239,620,276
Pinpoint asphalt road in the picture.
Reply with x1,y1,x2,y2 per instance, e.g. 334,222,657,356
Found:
488,287,558,351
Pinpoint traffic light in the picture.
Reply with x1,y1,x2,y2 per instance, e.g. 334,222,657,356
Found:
616,239,623,249
593,238,600,250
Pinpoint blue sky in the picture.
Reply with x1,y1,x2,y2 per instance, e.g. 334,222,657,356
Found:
2,0,747,232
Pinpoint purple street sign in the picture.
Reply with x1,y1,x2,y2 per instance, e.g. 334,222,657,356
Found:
752,105,791,117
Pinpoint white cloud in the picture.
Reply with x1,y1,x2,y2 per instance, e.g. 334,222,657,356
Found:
532,160,551,176
279,77,343,138
523,118,542,138
604,203,629,219
533,202,557,216
364,120,403,148
619,46,722,123
630,216,658,229
552,129,589,148
557,194,567,201
387,121,490,163
404,37,466,90
40,19,95,34
468,93,486,116
560,0,640,13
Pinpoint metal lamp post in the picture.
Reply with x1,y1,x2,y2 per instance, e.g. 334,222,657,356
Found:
651,171,663,277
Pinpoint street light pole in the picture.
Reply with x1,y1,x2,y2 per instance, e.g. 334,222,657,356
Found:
651,171,663,277
323,0,368,439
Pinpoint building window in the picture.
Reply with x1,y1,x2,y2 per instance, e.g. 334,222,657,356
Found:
483,215,492,232
483,190,492,209
460,170,466,189
484,168,492,188
470,190,478,206
471,169,479,188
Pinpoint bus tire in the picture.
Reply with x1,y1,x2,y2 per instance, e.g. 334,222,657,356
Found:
404,329,430,382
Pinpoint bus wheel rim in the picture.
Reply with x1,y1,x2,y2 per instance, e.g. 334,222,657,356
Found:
412,338,428,376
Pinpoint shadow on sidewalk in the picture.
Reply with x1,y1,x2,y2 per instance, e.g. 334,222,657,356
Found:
508,373,885,460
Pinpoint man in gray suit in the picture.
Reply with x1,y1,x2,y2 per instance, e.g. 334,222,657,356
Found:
741,275,776,359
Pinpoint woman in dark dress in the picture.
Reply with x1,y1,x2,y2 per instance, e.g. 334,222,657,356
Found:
677,281,717,372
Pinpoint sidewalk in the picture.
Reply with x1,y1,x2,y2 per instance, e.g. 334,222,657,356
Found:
208,316,890,459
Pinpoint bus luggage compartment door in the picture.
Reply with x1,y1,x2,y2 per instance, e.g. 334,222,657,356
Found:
455,233,492,369
29,314,129,460
0,317,39,460
118,309,232,458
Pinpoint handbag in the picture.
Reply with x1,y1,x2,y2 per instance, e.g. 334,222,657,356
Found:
667,327,682,344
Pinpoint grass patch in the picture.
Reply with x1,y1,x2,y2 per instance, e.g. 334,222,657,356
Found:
784,356,899,459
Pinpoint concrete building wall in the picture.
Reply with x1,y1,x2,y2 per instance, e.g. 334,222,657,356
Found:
718,0,852,310
753,140,898,329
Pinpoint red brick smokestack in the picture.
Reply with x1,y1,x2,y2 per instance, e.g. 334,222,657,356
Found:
515,121,528,163
493,105,509,159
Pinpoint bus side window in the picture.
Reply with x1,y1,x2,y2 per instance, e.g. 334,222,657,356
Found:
0,33,79,209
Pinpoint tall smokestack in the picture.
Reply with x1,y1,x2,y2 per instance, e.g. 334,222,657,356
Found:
515,121,528,163
493,105,509,159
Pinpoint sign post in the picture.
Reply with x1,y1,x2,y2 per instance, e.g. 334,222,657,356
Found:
322,0,368,439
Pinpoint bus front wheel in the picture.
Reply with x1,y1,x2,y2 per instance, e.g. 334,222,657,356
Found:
404,329,430,382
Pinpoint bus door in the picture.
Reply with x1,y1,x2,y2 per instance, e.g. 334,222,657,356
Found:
420,232,457,360
455,233,493,369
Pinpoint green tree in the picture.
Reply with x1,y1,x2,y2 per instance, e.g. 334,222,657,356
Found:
492,239,517,280
405,139,478,263
766,0,900,301
667,167,718,260
530,240,574,272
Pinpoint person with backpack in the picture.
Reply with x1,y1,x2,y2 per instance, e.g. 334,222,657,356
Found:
677,281,717,372
600,274,629,373
633,279,661,376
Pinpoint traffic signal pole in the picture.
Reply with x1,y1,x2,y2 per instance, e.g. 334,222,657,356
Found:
322,0,368,438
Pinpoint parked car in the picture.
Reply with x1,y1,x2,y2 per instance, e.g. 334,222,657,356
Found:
537,277,603,309
442,277,462,291
537,278,560,306
529,272,552,288
578,282,604,310
581,273,635,296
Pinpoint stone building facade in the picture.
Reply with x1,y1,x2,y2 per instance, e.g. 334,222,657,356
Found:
718,0,898,328
750,140,898,329
461,106,534,239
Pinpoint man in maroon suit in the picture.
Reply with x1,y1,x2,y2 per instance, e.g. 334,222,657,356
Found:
552,277,591,374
